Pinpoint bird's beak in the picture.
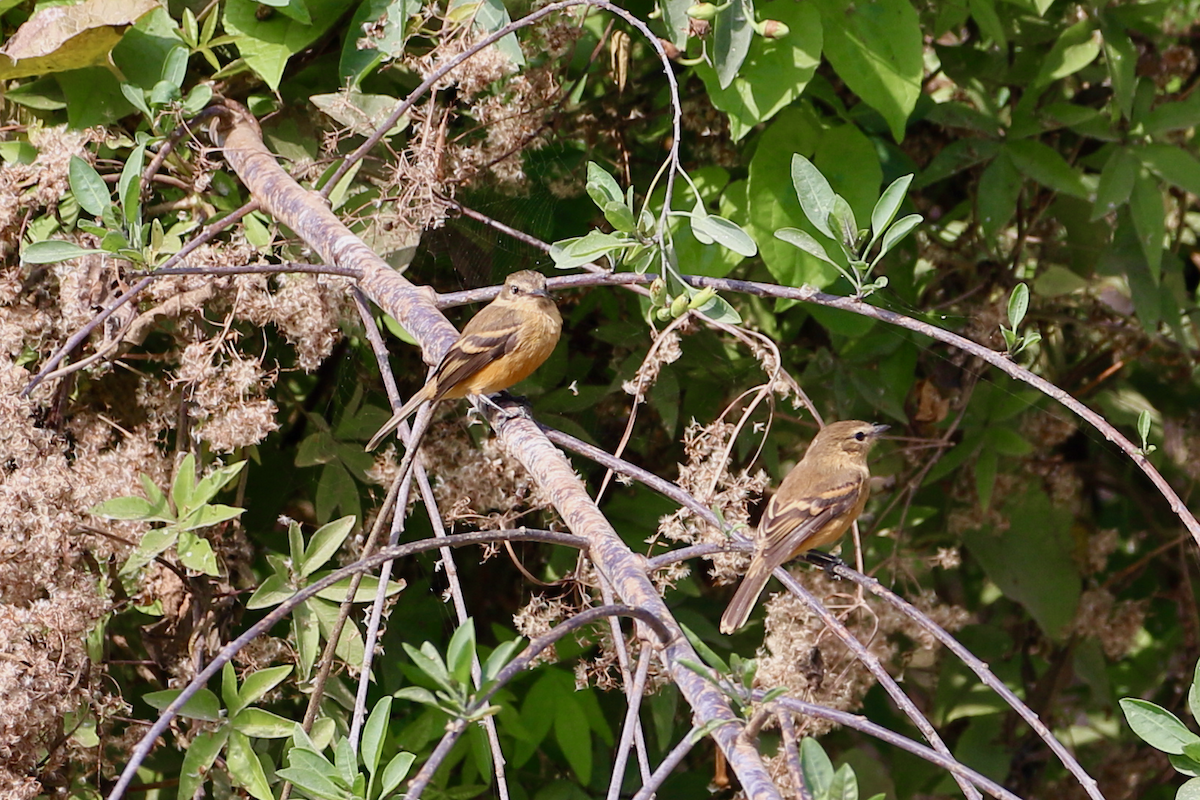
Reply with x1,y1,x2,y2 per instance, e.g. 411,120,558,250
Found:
530,287,551,299
871,423,890,437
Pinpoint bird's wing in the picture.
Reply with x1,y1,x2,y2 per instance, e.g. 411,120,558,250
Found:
429,323,521,401
758,472,866,565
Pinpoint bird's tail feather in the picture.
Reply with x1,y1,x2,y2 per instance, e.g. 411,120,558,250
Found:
719,559,773,634
366,388,429,451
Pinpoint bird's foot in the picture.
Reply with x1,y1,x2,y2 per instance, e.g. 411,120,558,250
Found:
485,390,532,422
804,550,846,578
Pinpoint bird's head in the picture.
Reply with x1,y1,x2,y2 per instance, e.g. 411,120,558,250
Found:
811,419,889,459
501,270,552,302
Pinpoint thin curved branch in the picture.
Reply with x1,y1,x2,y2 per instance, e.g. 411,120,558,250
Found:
769,696,1023,800
405,604,673,800
830,563,1103,800
554,270,1200,547
541,422,978,797
105,529,587,800
21,202,258,396
629,724,701,800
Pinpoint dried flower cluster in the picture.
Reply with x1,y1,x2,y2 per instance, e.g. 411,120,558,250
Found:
756,573,968,743
414,419,557,527
657,419,768,584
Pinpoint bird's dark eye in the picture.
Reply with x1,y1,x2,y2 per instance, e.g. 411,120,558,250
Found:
510,285,520,295
855,431,866,441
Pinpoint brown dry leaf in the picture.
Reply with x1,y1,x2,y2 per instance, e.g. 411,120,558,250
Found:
0,0,158,79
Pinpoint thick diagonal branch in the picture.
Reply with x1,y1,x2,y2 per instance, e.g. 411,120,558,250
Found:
208,100,781,799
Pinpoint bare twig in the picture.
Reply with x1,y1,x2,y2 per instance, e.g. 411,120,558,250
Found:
105,529,587,800
406,604,674,800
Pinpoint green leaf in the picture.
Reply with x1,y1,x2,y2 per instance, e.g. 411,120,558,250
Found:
247,574,292,610
800,737,835,798
791,154,837,239
171,453,197,513
775,227,837,265
226,730,274,800
1136,144,1200,197
483,639,522,683
177,531,220,576
232,707,297,738
90,494,172,523
362,696,392,777
586,161,623,208
20,239,104,265
340,0,413,82
301,516,355,578
692,293,743,324
677,622,728,674
311,596,366,667
447,0,524,66
661,0,693,46
962,487,1080,639
870,173,913,249
712,0,754,90
1120,698,1200,754
447,618,477,686
694,1,821,140
1099,12,1138,119
1005,139,1089,199
404,641,452,691
143,688,222,722
1180,777,1200,800
1129,170,1164,282
549,231,636,270
1007,283,1029,329
380,751,416,797
814,0,922,141
1142,93,1200,136
915,138,1000,188
68,155,110,216
316,461,359,524
554,692,592,784
224,0,347,91
879,214,921,256
975,447,997,511
1092,147,1137,220
117,144,145,225
276,764,349,800
1033,20,1101,89
603,200,637,233
238,665,293,710
394,686,439,706
178,728,230,800
690,214,757,256
827,762,860,800
829,194,858,251
179,503,245,532
977,152,1022,241
1173,752,1200,779
968,0,1005,47
313,574,404,603
334,737,356,788
1138,410,1153,447
746,107,839,290
986,426,1033,457
295,599,319,680
279,748,348,800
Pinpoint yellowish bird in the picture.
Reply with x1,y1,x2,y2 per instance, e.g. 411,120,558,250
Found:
719,420,888,634
367,270,562,451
